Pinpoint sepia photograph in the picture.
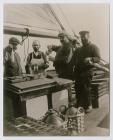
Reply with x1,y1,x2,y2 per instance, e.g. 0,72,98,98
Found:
3,3,110,136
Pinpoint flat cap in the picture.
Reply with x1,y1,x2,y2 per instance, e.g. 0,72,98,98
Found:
9,37,20,45
79,31,89,36
58,32,66,38
58,30,69,37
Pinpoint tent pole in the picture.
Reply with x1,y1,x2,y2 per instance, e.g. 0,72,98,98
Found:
4,26,58,39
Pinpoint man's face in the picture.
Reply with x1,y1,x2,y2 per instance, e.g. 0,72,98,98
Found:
33,45,40,52
81,33,89,45
60,36,69,44
47,45,52,53
12,43,18,51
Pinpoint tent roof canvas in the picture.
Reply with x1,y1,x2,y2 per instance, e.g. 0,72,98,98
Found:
4,4,61,38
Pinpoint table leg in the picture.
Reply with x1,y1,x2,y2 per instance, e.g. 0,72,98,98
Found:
12,95,27,118
91,84,99,108
47,94,53,109
67,86,73,105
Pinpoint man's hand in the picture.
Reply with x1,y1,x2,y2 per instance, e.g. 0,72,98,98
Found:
6,44,13,53
84,57,93,65
48,56,55,62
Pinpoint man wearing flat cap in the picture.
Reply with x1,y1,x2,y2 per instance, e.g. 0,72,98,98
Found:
4,37,22,77
52,31,75,79
72,31,100,113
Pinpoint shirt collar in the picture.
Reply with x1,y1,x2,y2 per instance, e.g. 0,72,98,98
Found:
33,51,39,56
83,41,91,47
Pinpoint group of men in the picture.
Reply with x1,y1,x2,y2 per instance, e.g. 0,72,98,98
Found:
47,31,100,113
3,30,100,113
4,38,49,77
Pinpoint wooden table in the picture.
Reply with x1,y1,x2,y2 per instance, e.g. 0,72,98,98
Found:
4,77,73,118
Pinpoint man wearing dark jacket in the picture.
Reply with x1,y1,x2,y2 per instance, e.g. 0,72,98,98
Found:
73,31,100,113
4,37,22,77
53,32,75,79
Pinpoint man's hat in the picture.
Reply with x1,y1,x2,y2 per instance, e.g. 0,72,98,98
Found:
58,31,73,41
58,32,66,38
79,31,89,36
58,30,69,38
9,37,20,45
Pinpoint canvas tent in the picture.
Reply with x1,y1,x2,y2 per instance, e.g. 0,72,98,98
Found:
4,4,63,38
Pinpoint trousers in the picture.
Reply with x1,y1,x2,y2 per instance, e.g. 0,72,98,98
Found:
74,70,93,109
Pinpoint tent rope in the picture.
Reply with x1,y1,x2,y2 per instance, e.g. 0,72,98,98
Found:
27,37,30,55
20,28,30,45
47,4,65,31
23,38,26,62
57,5,79,39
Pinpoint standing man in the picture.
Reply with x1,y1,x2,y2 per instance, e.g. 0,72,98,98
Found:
45,45,56,70
53,32,75,79
73,31,100,113
4,37,22,77
25,40,49,74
